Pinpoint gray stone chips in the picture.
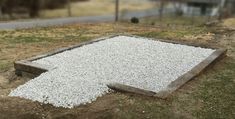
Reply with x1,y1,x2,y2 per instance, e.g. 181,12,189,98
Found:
9,36,215,108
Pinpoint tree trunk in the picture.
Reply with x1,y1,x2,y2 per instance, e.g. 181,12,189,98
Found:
0,6,2,19
67,0,72,17
115,0,119,22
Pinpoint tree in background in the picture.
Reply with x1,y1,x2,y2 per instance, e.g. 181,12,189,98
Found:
0,0,40,18
28,0,41,17
67,0,72,17
115,0,119,21
159,0,165,21
0,0,6,17
0,0,87,19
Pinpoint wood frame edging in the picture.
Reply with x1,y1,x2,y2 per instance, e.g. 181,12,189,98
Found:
14,35,227,98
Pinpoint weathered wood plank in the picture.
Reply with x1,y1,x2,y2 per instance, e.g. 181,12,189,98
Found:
107,83,156,97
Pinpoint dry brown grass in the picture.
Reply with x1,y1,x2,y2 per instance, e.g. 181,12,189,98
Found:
222,17,235,28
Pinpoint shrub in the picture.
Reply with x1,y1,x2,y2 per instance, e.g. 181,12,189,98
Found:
131,17,139,24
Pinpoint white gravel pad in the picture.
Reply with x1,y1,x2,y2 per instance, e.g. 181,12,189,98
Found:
9,36,215,108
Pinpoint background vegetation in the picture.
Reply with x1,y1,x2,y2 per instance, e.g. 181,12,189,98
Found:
0,0,87,18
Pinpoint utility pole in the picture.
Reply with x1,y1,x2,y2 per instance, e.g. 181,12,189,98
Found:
67,0,72,17
218,0,226,21
207,0,212,22
115,0,119,22
159,0,164,21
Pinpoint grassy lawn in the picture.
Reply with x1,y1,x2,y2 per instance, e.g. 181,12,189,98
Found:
0,16,234,119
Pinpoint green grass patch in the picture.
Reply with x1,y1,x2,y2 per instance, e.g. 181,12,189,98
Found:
8,36,49,43
135,16,209,40
0,28,91,44
0,60,12,72
193,60,235,119
136,26,208,40
141,16,208,26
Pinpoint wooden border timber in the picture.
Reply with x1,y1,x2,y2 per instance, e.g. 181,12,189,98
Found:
14,35,227,99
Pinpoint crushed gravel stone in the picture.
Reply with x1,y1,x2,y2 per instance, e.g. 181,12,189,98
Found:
9,36,215,108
